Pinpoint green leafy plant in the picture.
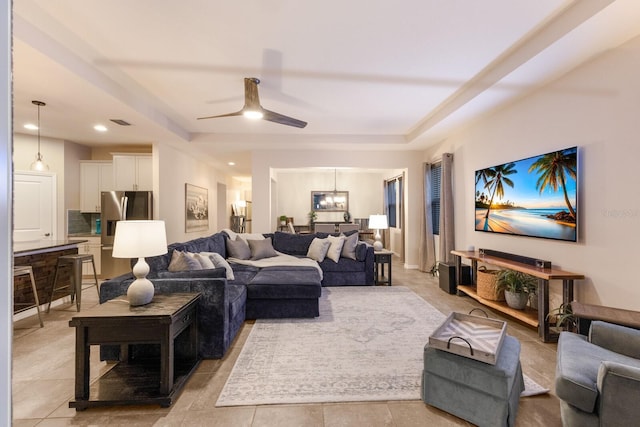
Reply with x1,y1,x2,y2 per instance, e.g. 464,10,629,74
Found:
279,215,288,223
308,211,317,223
495,269,537,294
547,303,576,330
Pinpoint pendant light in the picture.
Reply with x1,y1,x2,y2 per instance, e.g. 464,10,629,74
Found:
30,100,48,171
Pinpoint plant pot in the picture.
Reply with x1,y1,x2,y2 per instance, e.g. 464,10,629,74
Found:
529,293,538,310
280,221,286,225
504,291,528,310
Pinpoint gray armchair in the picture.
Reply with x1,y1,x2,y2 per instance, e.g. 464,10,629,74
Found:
556,321,640,426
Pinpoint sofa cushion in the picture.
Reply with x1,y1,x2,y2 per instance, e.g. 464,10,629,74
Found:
226,237,251,260
228,263,260,286
325,235,345,263
556,331,640,413
246,267,322,299
155,267,227,279
307,237,331,262
340,232,358,260
202,252,235,280
168,250,202,271
272,231,316,256
248,237,278,260
319,257,365,273
195,253,216,269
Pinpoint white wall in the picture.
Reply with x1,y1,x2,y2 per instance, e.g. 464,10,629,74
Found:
426,34,640,310
155,142,230,244
275,169,385,227
13,133,66,239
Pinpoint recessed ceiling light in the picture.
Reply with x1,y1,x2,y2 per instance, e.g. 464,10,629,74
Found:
228,162,236,166
94,124,108,132
24,123,38,130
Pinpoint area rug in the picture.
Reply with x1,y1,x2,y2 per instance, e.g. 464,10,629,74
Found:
216,286,548,406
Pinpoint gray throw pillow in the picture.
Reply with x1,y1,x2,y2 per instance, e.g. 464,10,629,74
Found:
307,237,331,262
204,252,235,281
325,235,345,263
195,253,216,269
226,238,251,260
168,250,202,271
341,232,358,260
248,237,278,260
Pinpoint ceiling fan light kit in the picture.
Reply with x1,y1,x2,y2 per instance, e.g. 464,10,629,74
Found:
198,77,307,128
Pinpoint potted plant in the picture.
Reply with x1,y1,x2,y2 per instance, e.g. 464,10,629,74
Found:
547,303,577,333
496,269,537,310
279,215,288,225
308,210,317,225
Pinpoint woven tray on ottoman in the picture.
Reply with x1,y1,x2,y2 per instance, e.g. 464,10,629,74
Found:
477,267,504,301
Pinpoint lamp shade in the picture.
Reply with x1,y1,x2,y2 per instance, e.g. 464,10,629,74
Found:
112,220,168,259
368,214,388,230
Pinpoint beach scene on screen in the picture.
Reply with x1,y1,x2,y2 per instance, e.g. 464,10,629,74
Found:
475,147,577,241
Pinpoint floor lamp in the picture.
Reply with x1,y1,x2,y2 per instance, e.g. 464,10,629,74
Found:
368,214,388,251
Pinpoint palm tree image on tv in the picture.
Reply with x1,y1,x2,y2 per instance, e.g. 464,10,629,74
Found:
475,147,578,242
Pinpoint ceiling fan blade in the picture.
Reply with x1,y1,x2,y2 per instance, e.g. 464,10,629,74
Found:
198,77,307,127
262,109,308,128
197,111,243,120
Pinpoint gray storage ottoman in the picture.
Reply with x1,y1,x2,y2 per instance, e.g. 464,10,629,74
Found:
421,335,524,427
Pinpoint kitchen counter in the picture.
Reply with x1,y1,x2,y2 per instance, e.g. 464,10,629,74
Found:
14,239,88,256
14,240,90,311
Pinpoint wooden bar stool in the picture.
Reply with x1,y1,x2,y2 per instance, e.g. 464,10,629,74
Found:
47,254,99,312
14,265,44,327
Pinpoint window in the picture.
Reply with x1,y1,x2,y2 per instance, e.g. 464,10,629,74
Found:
430,163,442,235
384,175,403,228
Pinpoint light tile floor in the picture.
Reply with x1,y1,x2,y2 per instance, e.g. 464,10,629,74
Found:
12,261,562,426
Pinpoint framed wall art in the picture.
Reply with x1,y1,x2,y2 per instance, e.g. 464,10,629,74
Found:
185,183,209,232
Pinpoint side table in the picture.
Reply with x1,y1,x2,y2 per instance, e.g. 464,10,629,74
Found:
69,293,201,410
374,250,393,286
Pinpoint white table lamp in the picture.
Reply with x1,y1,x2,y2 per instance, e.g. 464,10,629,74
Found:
112,220,168,306
369,214,388,251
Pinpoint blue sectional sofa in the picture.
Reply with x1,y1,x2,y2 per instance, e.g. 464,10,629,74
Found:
99,230,374,359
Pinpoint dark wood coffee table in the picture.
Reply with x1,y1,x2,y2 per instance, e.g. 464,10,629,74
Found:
69,293,201,410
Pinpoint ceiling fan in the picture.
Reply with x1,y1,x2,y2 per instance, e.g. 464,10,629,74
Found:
198,77,307,128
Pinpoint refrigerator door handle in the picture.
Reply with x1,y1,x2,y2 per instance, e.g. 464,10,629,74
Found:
121,196,129,220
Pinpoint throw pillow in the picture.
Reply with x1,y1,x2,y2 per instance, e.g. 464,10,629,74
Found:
325,235,346,263
307,237,331,262
226,237,251,260
203,252,235,281
168,250,202,271
195,253,216,269
341,232,359,260
248,237,278,260
236,233,265,244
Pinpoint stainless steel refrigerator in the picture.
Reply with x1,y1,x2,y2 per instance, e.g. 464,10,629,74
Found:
100,191,153,279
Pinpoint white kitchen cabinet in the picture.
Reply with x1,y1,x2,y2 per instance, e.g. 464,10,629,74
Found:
112,154,152,191
80,161,113,213
78,236,102,276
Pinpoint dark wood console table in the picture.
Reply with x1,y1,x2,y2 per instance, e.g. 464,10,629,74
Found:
451,250,584,342
69,293,201,410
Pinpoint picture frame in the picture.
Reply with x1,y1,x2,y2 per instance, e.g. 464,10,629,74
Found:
185,183,209,232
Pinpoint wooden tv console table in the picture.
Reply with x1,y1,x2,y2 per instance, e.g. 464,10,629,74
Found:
451,249,584,343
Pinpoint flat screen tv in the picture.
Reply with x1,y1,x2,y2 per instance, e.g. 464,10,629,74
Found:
475,146,578,242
